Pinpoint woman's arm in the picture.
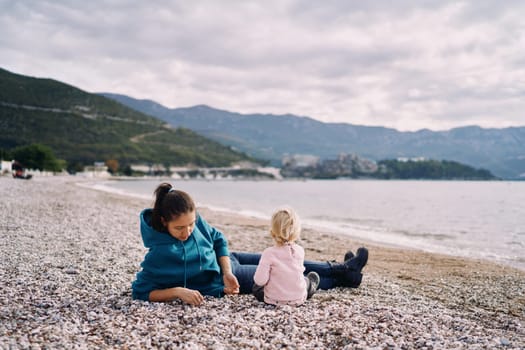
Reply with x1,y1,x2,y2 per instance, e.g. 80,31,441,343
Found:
196,214,230,257
195,214,239,294
218,255,240,294
149,287,204,305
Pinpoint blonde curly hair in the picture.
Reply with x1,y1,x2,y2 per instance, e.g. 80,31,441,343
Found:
270,207,301,245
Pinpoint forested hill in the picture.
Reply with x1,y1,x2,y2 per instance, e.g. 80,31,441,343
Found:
0,68,258,172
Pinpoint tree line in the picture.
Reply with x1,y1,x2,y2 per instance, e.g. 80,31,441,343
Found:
1,144,65,172
376,159,497,180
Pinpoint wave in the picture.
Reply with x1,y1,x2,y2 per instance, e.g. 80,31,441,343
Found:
75,181,152,201
392,229,455,241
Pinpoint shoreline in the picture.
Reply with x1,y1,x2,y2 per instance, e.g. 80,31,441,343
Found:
81,176,525,272
1,176,524,349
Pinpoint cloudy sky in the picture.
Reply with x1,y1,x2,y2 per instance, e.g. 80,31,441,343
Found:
1,1,524,131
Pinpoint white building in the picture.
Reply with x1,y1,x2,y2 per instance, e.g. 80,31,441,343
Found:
1,160,13,175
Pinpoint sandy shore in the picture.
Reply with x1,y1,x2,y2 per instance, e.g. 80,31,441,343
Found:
0,176,523,349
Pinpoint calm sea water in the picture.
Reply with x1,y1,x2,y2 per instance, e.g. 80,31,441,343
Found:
90,179,525,270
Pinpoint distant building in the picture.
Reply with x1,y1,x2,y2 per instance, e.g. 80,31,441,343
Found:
397,157,426,162
130,163,167,175
81,162,110,178
1,160,13,175
280,153,378,178
281,154,320,168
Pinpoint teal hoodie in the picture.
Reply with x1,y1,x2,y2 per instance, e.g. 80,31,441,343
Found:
131,208,229,301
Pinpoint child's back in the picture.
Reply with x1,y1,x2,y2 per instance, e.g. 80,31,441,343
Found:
252,208,320,306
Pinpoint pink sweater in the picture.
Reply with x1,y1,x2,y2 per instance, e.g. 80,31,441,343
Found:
253,243,307,305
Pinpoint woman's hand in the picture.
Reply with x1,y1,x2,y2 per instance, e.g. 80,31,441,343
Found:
149,287,204,305
175,288,205,305
217,255,240,295
223,272,240,295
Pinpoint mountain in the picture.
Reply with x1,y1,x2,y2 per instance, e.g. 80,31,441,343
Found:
0,68,258,171
101,93,525,179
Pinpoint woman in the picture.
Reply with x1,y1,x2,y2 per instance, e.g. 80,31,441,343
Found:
131,183,368,305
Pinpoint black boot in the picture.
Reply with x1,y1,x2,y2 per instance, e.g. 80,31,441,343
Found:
328,261,363,288
335,249,357,269
343,250,355,262
329,247,368,288
344,247,368,271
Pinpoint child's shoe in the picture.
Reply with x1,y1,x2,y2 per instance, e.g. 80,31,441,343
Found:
306,271,320,298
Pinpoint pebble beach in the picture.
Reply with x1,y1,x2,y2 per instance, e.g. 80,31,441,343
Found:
1,176,524,349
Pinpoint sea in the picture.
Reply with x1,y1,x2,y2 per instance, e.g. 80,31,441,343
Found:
88,179,525,271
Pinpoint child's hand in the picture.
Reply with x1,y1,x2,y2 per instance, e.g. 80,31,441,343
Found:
177,288,205,305
223,272,240,295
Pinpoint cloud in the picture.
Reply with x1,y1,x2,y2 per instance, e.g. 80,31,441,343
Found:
1,0,524,131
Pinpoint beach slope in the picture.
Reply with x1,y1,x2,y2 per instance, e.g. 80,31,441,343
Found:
0,177,523,349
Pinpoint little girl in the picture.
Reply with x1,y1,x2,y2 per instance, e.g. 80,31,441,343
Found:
252,208,320,306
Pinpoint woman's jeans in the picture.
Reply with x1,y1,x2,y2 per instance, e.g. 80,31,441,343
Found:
230,251,336,294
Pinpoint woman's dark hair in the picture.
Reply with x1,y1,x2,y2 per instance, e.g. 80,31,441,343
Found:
151,183,196,232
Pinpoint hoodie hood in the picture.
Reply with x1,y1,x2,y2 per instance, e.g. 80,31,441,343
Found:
139,208,179,247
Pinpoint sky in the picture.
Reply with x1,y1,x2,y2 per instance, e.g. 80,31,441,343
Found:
1,1,524,131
